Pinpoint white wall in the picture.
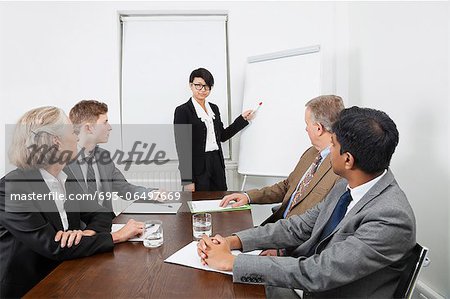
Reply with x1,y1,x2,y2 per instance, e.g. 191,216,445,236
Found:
0,2,123,172
341,2,449,297
0,1,337,176
0,1,448,297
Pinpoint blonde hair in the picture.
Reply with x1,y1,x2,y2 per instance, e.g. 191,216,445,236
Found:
305,95,345,132
9,106,70,169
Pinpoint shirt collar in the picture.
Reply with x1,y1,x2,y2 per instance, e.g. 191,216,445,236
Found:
191,98,215,121
77,145,85,162
320,146,331,160
39,168,68,184
347,169,388,204
77,145,97,162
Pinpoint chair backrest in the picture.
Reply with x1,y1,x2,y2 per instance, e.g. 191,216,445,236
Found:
394,243,429,299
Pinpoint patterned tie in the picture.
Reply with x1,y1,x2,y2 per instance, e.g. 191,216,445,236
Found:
318,190,353,243
288,153,323,212
85,154,97,196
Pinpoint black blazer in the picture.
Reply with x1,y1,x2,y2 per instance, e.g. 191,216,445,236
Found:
0,168,114,298
174,98,249,184
65,146,154,213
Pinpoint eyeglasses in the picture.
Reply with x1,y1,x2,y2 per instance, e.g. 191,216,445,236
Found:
192,83,211,91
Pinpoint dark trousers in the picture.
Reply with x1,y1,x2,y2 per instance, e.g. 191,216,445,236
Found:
194,151,227,191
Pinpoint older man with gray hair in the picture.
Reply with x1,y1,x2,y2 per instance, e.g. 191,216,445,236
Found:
220,95,344,226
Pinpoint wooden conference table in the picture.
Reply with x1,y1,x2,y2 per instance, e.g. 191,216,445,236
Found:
25,192,266,298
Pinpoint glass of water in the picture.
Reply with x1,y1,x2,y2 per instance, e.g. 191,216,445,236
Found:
143,220,163,248
192,213,212,240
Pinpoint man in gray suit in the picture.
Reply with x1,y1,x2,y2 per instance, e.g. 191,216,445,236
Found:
197,107,416,298
65,100,156,215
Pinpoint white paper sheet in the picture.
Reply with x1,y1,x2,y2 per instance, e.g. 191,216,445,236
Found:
250,203,282,226
122,202,182,214
188,199,251,213
164,241,262,275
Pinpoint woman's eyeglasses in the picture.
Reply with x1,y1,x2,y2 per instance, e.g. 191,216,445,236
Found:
192,83,211,91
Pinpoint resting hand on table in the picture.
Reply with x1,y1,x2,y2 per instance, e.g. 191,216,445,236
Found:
183,183,195,192
111,219,145,244
197,234,235,271
54,229,96,248
219,193,249,208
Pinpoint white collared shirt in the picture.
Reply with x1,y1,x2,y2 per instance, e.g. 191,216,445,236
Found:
345,169,388,216
39,169,69,231
191,98,219,152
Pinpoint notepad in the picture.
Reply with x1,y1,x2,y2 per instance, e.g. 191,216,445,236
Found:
122,202,182,214
187,200,251,213
164,241,261,275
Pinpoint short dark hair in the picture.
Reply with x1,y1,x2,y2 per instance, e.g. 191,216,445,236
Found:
332,106,399,174
189,68,214,88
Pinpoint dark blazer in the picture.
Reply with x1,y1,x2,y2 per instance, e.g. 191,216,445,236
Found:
174,98,249,184
65,147,153,214
0,168,114,298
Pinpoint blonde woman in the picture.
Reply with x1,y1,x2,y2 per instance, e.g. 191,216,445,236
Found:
0,106,143,298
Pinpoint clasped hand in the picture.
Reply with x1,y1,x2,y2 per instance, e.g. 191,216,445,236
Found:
196,234,235,271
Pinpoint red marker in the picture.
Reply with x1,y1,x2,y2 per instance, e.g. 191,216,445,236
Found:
252,101,263,114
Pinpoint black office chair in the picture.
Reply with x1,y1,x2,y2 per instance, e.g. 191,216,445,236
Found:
393,243,429,299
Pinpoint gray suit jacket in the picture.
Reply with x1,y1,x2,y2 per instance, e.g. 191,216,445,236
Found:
65,147,154,213
233,169,416,298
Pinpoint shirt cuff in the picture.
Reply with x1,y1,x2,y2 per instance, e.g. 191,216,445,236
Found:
244,192,251,204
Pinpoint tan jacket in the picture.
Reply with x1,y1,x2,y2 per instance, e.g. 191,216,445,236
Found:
247,146,340,223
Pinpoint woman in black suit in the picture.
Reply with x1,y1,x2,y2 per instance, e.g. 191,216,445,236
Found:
174,68,254,191
0,106,144,298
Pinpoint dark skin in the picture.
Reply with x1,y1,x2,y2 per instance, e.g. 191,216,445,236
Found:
329,134,383,189
197,133,384,271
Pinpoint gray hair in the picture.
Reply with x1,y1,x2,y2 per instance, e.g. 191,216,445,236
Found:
305,95,345,132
